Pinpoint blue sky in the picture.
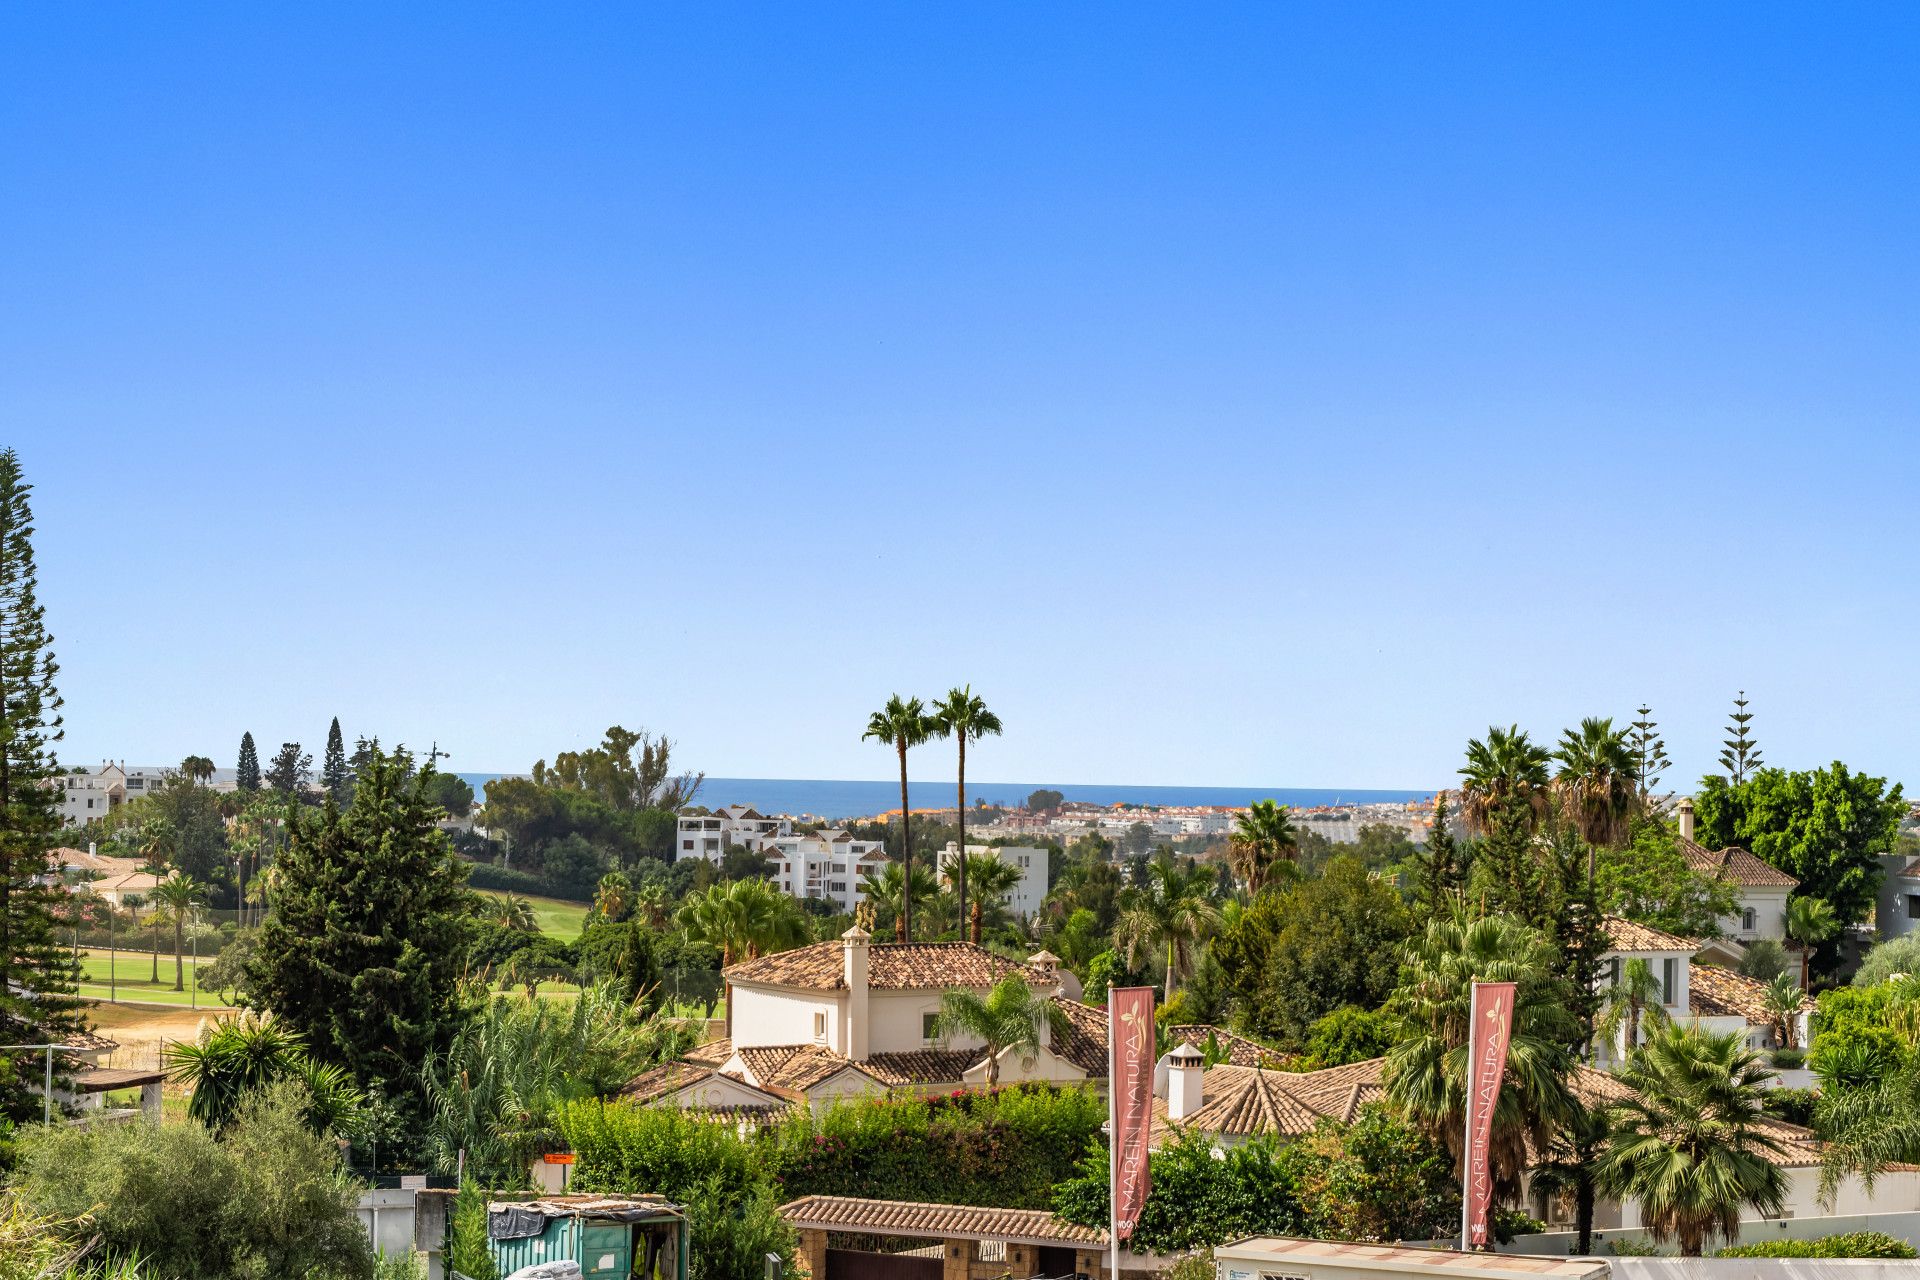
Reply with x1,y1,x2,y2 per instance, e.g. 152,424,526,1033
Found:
4,5,1917,790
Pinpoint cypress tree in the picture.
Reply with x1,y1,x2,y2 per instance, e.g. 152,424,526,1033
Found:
236,732,261,793
0,449,86,1120
321,717,349,802
1415,791,1462,921
243,747,478,1143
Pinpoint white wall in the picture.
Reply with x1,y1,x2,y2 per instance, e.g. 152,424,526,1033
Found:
869,990,983,1054
728,985,839,1049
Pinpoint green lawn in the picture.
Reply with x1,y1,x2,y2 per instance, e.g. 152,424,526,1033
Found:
481,890,590,938
73,948,237,1008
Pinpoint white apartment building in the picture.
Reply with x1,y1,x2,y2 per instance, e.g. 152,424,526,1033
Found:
55,764,177,827
935,841,1048,920
675,805,792,862
767,830,889,913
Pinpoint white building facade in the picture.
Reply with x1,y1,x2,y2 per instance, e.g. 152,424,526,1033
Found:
55,764,177,828
935,842,1048,919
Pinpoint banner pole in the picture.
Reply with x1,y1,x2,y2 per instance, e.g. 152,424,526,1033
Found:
1109,988,1120,1280
1462,981,1477,1252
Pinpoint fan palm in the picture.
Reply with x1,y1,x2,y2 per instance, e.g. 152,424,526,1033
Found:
1597,1022,1786,1255
149,874,204,991
1111,857,1221,1000
1596,956,1668,1059
593,871,632,922
1763,972,1807,1050
1785,896,1839,990
1552,718,1639,847
1527,1100,1611,1254
1384,913,1578,1205
1457,725,1552,835
862,695,936,941
928,686,1003,939
1229,799,1300,896
930,974,1072,1088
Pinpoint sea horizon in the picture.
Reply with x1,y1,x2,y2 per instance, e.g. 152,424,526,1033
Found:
455,773,1437,822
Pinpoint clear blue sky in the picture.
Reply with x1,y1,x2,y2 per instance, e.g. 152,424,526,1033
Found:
5,5,1917,791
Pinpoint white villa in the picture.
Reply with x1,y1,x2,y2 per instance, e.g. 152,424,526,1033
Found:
935,841,1049,920
621,929,1103,1113
1674,797,1799,956
1595,916,1809,1065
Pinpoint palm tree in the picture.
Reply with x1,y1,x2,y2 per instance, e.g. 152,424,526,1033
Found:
949,852,1021,942
1385,913,1578,1206
1597,1022,1787,1255
1785,896,1839,990
1229,799,1300,895
1112,857,1221,1000
1527,1101,1611,1255
859,862,940,938
164,1014,365,1132
1552,718,1638,847
1457,725,1551,835
930,974,1071,1088
488,892,539,932
593,871,632,922
1764,972,1807,1050
928,686,1003,939
149,875,205,991
863,695,936,941
179,754,217,785
1596,957,1668,1059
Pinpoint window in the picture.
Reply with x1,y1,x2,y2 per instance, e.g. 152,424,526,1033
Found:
813,1011,827,1038
1608,958,1621,986
682,839,694,851
1908,894,1920,921
1742,908,1757,932
922,1013,939,1040
1662,957,1679,1005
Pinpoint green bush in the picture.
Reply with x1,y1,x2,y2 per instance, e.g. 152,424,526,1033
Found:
1761,1086,1818,1126
13,1082,373,1280
1716,1231,1916,1259
1304,1007,1399,1068
765,1087,1105,1209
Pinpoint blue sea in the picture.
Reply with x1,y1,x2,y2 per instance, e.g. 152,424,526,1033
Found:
457,774,1435,821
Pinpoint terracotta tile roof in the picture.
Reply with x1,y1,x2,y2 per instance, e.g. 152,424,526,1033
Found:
683,1037,733,1067
1169,1023,1294,1068
1680,837,1798,889
724,941,1038,991
734,1044,891,1094
1162,1064,1337,1137
1689,962,1810,1025
1052,1000,1110,1076
864,1048,982,1085
779,1195,1105,1245
1603,916,1696,953
619,1061,723,1104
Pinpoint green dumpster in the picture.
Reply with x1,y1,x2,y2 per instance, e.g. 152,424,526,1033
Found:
488,1195,689,1280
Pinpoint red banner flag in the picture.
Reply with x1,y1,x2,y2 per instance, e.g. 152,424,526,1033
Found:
1108,985,1156,1243
1463,980,1517,1249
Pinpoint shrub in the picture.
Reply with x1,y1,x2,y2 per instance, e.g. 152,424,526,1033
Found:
1854,935,1920,988
1768,1047,1806,1069
14,1082,373,1280
1717,1231,1916,1259
1053,1127,1303,1252
1761,1086,1818,1126
1739,939,1791,981
464,860,586,902
1304,1007,1399,1068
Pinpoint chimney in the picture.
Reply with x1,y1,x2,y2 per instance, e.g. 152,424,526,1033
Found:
1027,950,1063,1048
842,925,870,1061
1167,1043,1205,1122
1678,797,1696,843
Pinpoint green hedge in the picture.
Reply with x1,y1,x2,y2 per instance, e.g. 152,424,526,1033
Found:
1717,1231,1917,1259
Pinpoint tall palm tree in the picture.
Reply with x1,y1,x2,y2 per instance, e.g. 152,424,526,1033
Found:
1596,956,1668,1059
1229,799,1300,895
1385,913,1578,1205
949,852,1022,942
1527,1101,1611,1255
863,695,936,941
930,974,1071,1088
928,686,1003,940
178,754,217,785
1457,725,1551,835
149,874,205,991
1112,857,1221,1000
1552,718,1639,847
1785,896,1839,990
1597,1022,1786,1255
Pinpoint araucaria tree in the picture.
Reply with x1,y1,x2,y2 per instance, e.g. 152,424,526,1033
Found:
928,685,1002,940
244,746,479,1141
1412,792,1461,921
322,716,349,803
0,449,87,1121
862,695,934,942
1720,691,1763,783
236,730,261,793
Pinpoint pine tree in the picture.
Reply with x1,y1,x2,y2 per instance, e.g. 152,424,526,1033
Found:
1720,691,1763,784
321,717,349,803
264,741,312,797
0,449,86,1121
1414,791,1462,921
1547,827,1609,1053
236,731,261,793
1472,791,1545,925
243,747,478,1144
1627,704,1671,803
